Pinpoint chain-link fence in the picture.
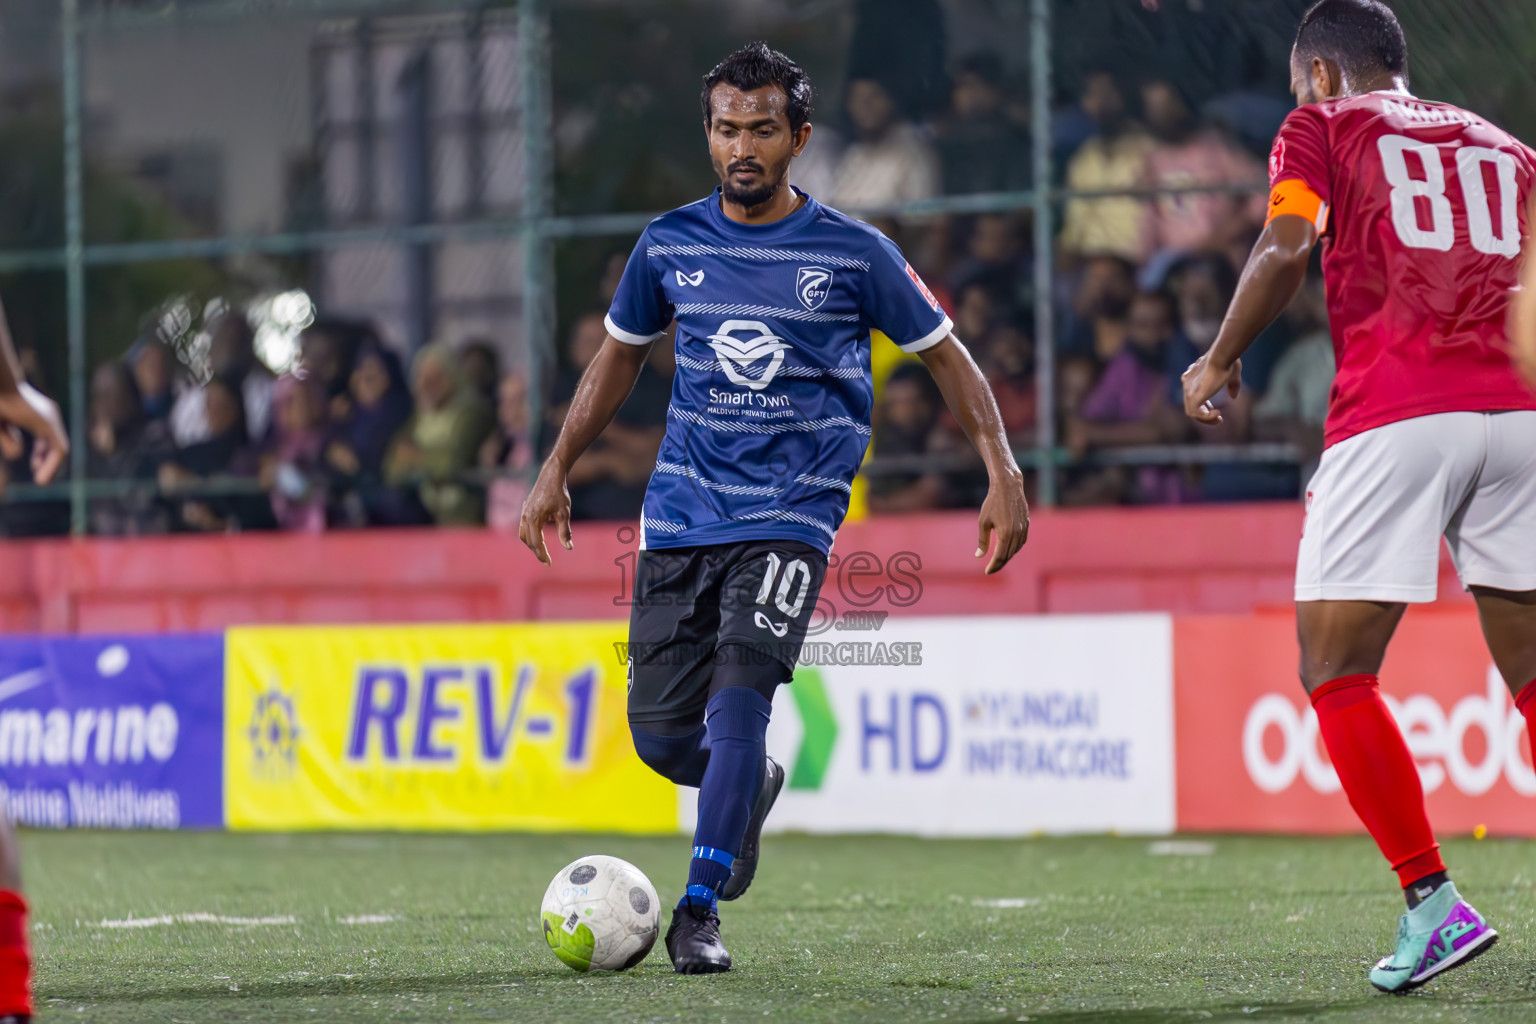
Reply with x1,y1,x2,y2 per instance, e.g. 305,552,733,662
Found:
1,0,1532,535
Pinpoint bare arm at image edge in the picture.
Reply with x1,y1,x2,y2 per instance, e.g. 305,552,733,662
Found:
1183,214,1318,424
0,298,69,485
1512,195,1536,391
518,335,651,564
918,334,1030,574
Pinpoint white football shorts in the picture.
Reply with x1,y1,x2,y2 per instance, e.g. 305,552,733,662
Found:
1296,410,1536,603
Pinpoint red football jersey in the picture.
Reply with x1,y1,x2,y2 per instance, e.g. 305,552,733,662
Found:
1268,92,1536,447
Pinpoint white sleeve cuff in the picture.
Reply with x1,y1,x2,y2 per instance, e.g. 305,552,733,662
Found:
604,313,665,346
896,316,954,354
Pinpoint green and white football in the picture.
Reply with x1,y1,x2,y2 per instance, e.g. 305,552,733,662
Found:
540,855,661,972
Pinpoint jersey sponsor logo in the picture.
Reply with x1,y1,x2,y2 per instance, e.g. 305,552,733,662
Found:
795,266,833,310
904,262,941,311
705,319,792,392
1269,136,1286,181
675,269,705,287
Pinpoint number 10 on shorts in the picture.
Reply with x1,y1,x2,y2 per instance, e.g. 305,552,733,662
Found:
756,553,812,619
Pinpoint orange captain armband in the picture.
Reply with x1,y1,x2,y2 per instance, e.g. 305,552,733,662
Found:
1266,178,1329,232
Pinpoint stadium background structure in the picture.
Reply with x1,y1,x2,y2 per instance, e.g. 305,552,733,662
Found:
0,0,1532,530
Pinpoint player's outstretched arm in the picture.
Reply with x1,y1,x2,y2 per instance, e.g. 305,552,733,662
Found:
918,335,1029,575
519,335,651,564
0,297,68,485
1512,196,1536,391
1183,214,1317,425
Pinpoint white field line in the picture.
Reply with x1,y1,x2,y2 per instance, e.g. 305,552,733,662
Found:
972,898,1041,908
1147,840,1216,856
96,912,398,929
99,913,296,929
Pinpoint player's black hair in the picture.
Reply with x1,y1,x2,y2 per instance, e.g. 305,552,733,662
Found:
1294,0,1409,84
701,41,813,134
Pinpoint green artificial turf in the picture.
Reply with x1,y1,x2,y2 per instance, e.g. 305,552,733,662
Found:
21,830,1536,1022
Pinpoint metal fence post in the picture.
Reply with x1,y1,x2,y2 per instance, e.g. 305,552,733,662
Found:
1030,0,1056,506
399,47,435,354
519,0,553,455
62,0,88,534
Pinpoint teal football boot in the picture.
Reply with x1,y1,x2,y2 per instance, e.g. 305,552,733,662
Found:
1369,883,1498,993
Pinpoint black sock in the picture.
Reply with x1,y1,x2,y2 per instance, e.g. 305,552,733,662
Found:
1404,870,1450,910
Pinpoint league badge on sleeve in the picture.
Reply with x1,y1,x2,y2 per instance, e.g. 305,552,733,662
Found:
796,267,833,310
904,262,942,311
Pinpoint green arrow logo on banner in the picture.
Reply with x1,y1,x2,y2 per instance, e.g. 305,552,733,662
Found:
787,667,838,791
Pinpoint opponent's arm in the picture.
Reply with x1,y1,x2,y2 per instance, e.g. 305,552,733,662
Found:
519,336,652,563
1183,214,1318,424
0,297,68,484
918,335,1029,574
1513,195,1536,390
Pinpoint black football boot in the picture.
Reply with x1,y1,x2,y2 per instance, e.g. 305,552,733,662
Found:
664,901,732,974
719,756,785,901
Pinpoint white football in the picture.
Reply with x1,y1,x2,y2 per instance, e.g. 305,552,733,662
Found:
540,855,661,972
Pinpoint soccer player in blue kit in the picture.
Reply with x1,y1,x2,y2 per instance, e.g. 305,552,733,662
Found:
520,42,1029,974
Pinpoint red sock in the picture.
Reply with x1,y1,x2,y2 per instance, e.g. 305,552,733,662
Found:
1311,674,1445,888
1516,679,1536,775
0,891,31,1017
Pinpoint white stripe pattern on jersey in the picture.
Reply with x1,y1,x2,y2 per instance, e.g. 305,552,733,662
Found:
676,354,866,380
641,516,687,534
672,407,872,437
775,366,867,380
673,302,860,324
793,473,854,495
654,461,781,497
735,508,838,539
647,244,872,271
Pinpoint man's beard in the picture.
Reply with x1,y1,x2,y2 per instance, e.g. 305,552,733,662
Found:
723,179,777,207
718,160,785,208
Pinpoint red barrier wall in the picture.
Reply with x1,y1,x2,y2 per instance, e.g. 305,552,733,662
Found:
0,503,1471,634
1176,607,1536,836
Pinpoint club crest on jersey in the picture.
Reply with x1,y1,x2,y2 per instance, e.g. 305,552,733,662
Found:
705,319,792,391
795,266,833,310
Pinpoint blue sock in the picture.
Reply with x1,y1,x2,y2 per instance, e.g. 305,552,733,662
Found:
630,723,711,787
681,687,771,909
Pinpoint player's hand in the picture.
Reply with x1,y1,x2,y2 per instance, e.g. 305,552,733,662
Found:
0,384,69,485
975,469,1029,575
518,459,573,565
1181,353,1242,426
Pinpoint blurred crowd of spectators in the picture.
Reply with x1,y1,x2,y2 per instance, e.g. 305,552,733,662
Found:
836,62,1333,510
43,317,532,537
0,54,1334,535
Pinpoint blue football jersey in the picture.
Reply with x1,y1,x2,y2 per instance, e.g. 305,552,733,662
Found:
604,188,952,554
